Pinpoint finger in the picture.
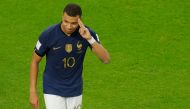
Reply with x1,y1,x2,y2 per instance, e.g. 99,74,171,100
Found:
34,104,38,109
79,28,84,35
30,101,36,108
78,18,85,28
34,100,39,109
34,104,37,109
37,100,39,109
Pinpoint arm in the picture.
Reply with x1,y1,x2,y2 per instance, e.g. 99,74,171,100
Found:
29,52,42,109
91,42,110,64
78,19,110,64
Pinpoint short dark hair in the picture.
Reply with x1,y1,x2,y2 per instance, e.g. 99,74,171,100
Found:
63,3,82,17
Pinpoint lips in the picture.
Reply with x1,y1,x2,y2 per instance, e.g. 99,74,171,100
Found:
66,29,73,32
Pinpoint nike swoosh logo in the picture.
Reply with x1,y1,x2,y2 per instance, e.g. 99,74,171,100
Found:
53,46,61,50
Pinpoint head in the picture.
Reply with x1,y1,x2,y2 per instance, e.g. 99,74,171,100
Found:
61,3,82,35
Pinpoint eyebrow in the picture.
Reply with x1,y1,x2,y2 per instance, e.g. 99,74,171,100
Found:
64,19,78,24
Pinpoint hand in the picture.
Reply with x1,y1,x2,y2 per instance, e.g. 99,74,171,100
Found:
29,92,39,109
78,18,92,40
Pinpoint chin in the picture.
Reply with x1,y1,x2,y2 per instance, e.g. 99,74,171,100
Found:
67,30,74,33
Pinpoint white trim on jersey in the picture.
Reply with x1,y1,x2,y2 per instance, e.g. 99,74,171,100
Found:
96,34,100,42
36,40,42,50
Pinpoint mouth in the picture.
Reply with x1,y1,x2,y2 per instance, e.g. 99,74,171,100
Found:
66,29,73,32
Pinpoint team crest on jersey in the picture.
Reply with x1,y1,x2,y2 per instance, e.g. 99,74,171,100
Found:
65,44,72,53
77,41,82,50
76,41,83,53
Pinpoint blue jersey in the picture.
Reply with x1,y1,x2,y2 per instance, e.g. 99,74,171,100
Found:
34,22,100,97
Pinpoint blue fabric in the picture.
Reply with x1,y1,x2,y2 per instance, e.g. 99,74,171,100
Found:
34,22,99,97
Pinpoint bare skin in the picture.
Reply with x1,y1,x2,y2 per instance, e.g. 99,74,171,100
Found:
29,12,110,109
78,18,110,63
29,53,42,109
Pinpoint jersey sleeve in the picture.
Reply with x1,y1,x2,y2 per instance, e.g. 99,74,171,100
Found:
34,31,49,57
88,28,101,48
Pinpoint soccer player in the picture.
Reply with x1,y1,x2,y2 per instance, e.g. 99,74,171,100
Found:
29,3,110,109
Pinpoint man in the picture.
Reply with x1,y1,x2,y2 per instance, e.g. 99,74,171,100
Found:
29,3,110,109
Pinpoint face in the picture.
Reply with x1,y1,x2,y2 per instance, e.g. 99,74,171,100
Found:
61,12,80,35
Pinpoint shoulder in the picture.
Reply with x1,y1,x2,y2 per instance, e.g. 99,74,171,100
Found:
41,24,59,37
38,23,60,42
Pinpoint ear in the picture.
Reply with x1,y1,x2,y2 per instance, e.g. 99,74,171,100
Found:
62,12,66,20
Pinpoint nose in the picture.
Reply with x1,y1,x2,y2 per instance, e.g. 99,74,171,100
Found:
67,24,72,29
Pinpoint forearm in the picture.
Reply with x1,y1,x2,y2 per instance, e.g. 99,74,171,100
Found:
91,42,110,64
77,20,110,64
30,61,39,93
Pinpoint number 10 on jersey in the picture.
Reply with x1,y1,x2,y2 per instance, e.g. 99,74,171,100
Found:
63,57,76,68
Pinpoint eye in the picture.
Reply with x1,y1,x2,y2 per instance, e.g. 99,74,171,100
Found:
72,22,77,25
64,20,68,23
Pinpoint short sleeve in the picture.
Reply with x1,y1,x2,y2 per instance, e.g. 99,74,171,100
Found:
89,29,100,43
34,31,49,57
88,28,101,49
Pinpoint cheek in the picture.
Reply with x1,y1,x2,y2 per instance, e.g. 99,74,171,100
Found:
72,24,78,29
62,22,68,26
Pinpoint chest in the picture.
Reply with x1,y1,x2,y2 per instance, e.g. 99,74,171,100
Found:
48,36,89,57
